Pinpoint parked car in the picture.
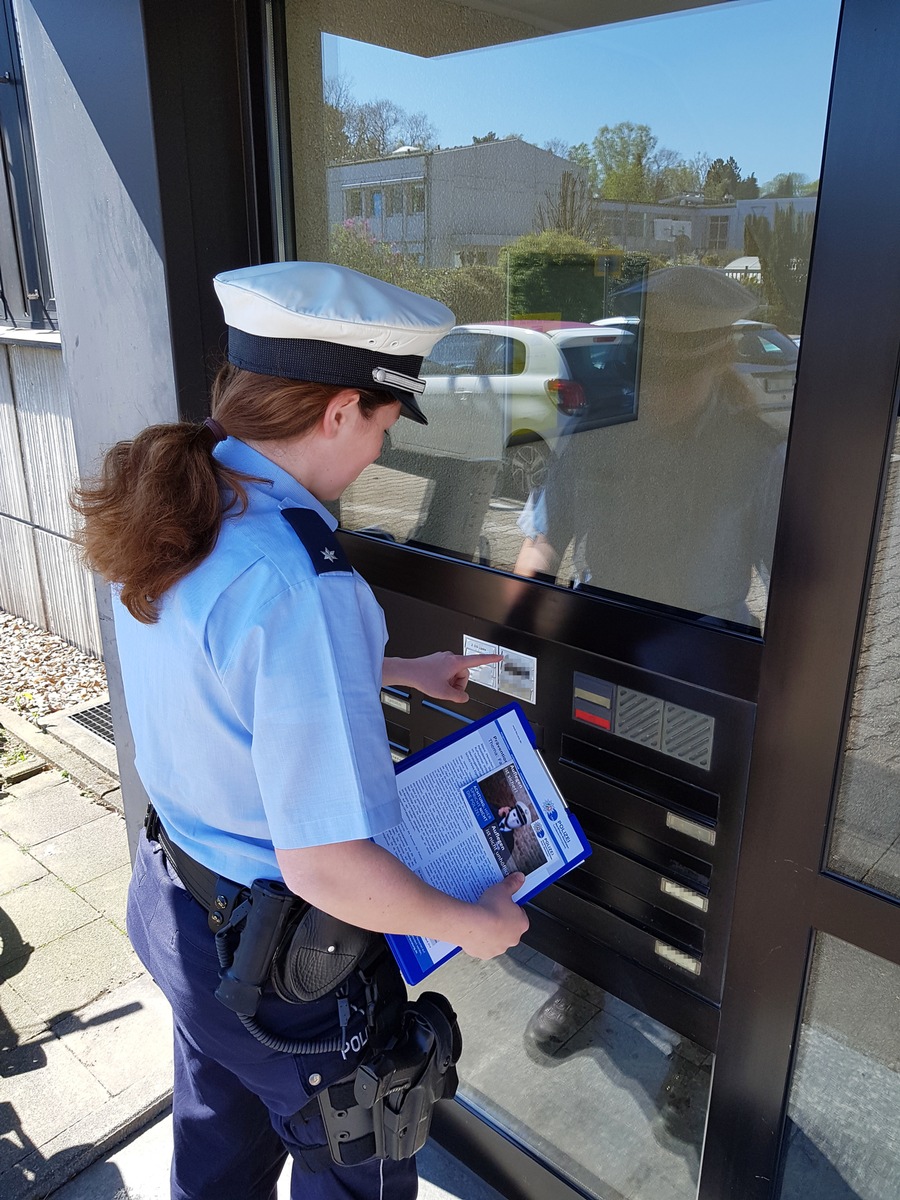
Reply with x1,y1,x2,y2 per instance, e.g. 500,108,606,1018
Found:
388,321,637,498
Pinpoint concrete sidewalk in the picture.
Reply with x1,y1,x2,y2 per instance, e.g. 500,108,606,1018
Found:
0,713,172,1200
0,704,500,1200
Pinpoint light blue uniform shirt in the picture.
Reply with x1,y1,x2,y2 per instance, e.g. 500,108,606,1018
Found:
113,437,401,886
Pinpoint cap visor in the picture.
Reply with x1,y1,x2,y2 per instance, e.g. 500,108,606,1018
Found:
383,384,428,425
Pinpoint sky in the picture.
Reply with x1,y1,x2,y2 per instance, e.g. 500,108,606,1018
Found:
322,0,842,187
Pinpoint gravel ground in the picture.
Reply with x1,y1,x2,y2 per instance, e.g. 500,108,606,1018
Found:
0,607,107,719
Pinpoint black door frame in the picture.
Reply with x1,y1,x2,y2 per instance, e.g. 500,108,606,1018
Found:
701,1,900,1195
145,2,900,1197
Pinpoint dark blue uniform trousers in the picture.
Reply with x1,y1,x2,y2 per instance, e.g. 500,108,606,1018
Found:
127,832,418,1200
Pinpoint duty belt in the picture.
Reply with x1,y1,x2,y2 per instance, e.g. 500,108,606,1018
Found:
144,804,250,931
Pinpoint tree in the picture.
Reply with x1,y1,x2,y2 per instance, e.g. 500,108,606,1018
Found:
704,156,742,201
744,205,815,331
543,137,570,159
567,142,599,189
590,122,691,204
330,219,428,292
761,171,810,198
427,265,507,324
472,132,498,144
592,121,659,203
534,170,609,246
323,77,437,162
736,172,760,199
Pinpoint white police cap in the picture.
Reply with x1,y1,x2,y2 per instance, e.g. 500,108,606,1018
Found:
629,265,757,332
213,261,455,424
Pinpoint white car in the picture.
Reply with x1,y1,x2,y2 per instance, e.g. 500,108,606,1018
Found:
389,321,637,497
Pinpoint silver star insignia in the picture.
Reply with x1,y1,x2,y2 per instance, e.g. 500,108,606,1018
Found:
321,548,337,563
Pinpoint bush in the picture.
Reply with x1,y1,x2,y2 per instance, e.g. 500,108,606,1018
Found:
427,265,506,324
330,220,428,293
499,230,609,322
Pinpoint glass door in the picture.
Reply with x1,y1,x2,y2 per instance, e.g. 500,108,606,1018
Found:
268,3,842,1196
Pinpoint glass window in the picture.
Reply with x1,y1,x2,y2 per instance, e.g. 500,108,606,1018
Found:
827,418,900,899
777,934,900,1199
414,945,713,1200
280,0,839,626
421,330,524,377
385,184,403,217
344,188,362,219
408,182,425,214
708,215,730,251
0,0,55,329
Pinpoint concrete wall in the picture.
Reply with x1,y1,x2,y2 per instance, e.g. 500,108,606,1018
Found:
14,0,179,842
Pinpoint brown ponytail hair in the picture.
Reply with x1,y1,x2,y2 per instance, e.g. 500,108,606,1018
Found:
71,365,394,624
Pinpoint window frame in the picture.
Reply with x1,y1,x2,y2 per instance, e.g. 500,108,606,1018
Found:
0,0,55,330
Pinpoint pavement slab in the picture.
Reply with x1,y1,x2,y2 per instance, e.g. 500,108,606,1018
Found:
0,780,107,847
4,918,143,1023
28,812,130,888
1,984,49,1053
0,876,98,969
47,1111,506,1200
0,1031,111,1180
76,864,133,927
2,1078,172,1200
52,976,173,1096
0,833,46,893
1,767,54,799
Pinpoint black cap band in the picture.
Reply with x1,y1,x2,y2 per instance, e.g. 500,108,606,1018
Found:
226,330,428,423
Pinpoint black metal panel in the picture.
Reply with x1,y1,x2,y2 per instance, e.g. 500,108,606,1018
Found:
701,2,900,1196
432,1098,593,1200
351,546,757,1065
524,906,719,1052
342,533,763,700
140,0,268,418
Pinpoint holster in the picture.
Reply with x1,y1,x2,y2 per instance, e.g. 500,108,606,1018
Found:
143,805,378,1014
271,904,378,1004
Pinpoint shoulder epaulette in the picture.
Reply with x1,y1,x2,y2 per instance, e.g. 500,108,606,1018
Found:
281,507,353,575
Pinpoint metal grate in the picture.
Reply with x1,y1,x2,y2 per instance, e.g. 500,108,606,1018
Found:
662,703,715,771
69,700,116,745
615,688,664,750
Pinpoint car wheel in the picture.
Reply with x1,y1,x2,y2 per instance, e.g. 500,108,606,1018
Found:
498,438,550,501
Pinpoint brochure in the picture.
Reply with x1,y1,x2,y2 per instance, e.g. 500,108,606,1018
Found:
375,703,591,985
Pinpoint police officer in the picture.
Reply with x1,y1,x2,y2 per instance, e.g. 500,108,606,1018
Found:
73,261,528,1200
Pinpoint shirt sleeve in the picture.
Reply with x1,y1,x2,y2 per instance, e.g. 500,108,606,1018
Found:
216,575,401,850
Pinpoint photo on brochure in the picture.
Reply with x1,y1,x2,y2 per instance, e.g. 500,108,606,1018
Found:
463,762,550,878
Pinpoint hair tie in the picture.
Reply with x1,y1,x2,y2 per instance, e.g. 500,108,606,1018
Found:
203,416,227,443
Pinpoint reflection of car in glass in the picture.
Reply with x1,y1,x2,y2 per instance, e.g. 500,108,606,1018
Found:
388,322,637,498
592,315,799,431
547,326,639,436
730,320,799,431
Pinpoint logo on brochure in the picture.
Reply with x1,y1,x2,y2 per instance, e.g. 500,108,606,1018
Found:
543,802,559,822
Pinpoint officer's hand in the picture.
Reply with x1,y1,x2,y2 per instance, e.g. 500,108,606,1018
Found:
405,651,503,704
460,873,529,960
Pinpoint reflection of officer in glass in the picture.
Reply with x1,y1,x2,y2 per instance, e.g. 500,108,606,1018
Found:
73,263,528,1200
515,266,787,629
515,268,781,1155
